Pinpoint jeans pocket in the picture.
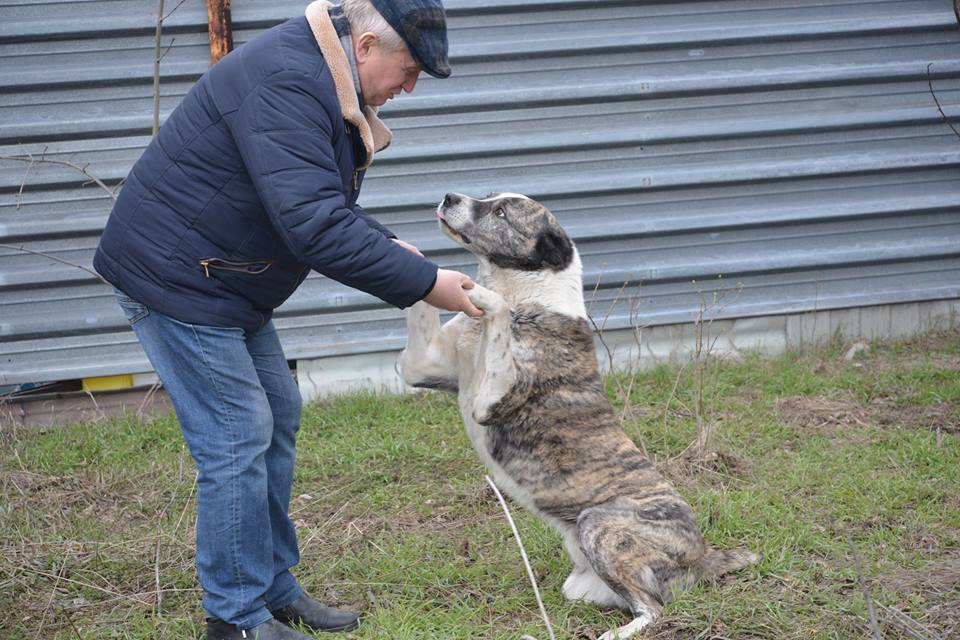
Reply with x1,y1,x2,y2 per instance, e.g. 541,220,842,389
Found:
113,288,149,325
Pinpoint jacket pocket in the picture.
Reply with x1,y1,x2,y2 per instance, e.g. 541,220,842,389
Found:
198,257,274,278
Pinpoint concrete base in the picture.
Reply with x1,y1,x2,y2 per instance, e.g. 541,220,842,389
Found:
4,299,956,427
296,298,960,403
1,385,172,429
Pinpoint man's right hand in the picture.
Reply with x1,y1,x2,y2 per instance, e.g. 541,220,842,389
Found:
423,269,483,317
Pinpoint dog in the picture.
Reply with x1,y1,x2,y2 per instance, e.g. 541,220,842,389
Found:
397,192,758,639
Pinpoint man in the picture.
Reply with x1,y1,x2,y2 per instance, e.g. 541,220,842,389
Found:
93,1,478,638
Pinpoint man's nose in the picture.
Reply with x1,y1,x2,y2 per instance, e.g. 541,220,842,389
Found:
402,74,418,93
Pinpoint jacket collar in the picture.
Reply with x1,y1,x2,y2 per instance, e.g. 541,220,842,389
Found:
305,0,392,168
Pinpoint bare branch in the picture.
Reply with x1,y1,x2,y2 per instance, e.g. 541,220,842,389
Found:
153,0,166,136
162,0,190,22
1,151,119,200
0,243,110,285
927,63,960,142
158,36,177,64
846,534,884,640
15,156,36,210
588,280,631,401
34,555,69,640
25,567,150,605
136,380,164,420
485,475,556,640
875,602,935,640
64,610,83,640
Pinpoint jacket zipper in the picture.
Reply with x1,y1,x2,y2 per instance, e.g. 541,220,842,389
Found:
199,258,274,278
344,121,361,196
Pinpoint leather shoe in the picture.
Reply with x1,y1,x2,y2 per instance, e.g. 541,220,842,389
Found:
271,594,360,633
206,617,311,639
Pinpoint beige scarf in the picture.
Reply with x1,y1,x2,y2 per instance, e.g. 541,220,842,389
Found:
304,0,393,169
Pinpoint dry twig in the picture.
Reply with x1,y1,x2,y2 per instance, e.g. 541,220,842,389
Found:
0,243,110,285
846,534,884,640
1,150,120,205
35,554,70,639
927,63,960,142
875,602,937,640
153,0,166,135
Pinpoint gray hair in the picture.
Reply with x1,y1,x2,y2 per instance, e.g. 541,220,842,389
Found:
340,0,405,52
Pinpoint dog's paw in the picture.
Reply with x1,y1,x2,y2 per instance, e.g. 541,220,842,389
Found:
467,285,508,316
597,611,656,640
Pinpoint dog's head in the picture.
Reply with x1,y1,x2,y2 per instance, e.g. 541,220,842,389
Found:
436,192,574,272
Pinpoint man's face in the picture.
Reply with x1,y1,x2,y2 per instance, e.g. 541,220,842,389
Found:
355,34,420,107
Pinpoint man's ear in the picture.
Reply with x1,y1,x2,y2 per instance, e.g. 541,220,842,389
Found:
353,32,379,63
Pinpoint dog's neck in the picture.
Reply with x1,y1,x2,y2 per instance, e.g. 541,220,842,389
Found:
477,247,588,319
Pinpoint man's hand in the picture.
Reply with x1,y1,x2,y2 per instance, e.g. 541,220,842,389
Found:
423,269,483,317
392,238,424,257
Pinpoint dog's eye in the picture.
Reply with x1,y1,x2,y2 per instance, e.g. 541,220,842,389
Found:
495,207,506,218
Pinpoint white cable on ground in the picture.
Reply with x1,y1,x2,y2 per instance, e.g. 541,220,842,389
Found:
485,475,557,640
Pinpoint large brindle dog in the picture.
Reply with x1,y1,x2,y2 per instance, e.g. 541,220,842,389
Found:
397,192,758,639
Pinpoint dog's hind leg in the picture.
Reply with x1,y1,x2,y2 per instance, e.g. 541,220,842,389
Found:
397,301,467,392
597,610,657,640
466,285,516,424
577,500,706,639
561,526,629,610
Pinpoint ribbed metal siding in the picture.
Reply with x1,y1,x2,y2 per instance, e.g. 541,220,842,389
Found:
1,0,959,385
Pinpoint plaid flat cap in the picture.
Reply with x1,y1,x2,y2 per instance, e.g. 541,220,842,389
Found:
370,0,451,78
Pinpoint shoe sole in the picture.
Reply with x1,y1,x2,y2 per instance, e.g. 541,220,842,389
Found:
320,619,360,633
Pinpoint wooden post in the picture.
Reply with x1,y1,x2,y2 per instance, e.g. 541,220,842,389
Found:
207,0,233,65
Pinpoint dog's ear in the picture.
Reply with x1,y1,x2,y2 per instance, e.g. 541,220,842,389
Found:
535,229,573,270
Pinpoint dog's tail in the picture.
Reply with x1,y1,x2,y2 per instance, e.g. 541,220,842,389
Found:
694,547,760,581
661,547,759,597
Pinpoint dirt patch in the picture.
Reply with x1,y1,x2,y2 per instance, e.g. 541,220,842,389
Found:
2,467,180,534
881,552,960,639
776,394,959,436
775,394,871,434
292,484,504,559
662,449,748,486
887,553,960,595
860,330,960,374
870,400,960,434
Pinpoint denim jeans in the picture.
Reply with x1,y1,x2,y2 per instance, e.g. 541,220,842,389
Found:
114,289,304,628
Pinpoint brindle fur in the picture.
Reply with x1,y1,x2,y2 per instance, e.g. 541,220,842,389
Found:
398,193,758,639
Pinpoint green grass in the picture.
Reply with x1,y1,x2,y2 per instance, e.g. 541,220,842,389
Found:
1,330,958,639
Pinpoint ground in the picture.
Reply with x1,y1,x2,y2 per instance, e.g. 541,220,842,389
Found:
1,330,958,639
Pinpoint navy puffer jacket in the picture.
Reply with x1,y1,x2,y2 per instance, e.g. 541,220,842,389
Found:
94,10,438,332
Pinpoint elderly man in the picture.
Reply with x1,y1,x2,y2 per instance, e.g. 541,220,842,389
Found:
93,1,474,638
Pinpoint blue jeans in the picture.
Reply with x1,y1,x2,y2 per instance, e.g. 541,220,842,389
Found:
115,290,304,628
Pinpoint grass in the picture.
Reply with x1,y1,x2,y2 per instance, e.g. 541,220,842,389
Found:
1,330,958,639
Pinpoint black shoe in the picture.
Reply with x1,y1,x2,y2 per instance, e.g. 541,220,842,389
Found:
206,617,312,640
271,594,360,633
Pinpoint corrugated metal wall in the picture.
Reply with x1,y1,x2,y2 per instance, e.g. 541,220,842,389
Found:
2,0,959,386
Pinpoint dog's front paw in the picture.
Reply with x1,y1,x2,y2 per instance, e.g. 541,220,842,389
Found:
467,285,508,316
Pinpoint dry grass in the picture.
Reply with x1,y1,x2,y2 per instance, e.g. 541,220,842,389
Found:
1,330,958,639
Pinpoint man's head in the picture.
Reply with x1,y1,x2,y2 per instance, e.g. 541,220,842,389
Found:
341,0,450,107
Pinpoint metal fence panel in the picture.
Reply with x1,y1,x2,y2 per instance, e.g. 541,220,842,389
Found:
1,0,959,385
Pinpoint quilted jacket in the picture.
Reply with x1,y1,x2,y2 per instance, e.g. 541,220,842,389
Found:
94,3,438,332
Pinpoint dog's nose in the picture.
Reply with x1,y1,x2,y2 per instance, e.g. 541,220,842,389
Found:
443,193,462,208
